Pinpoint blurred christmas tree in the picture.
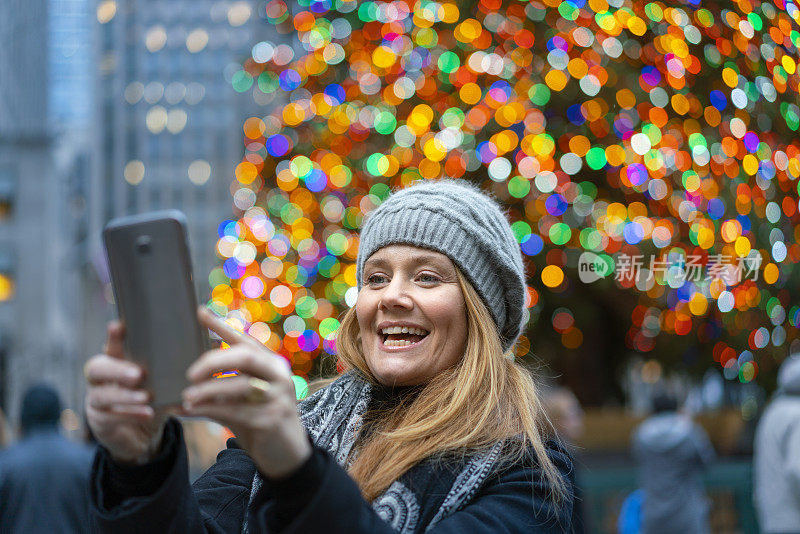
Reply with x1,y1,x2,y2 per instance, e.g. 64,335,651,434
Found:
211,0,800,401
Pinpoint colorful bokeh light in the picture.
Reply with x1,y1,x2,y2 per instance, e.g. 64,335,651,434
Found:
215,0,800,386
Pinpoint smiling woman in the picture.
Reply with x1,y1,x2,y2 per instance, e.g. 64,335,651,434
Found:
85,179,574,534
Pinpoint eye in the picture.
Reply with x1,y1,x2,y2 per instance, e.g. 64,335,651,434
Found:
366,273,389,285
417,273,441,284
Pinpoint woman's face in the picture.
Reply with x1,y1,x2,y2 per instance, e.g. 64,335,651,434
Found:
357,245,468,386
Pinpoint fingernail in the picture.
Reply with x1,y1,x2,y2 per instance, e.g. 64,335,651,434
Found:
182,400,193,412
126,368,140,379
133,391,148,402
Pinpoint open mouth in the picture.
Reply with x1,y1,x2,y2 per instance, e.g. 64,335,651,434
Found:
380,326,430,348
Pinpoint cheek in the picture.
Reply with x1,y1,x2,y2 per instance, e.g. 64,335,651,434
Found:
355,293,373,324
355,294,378,342
426,293,467,344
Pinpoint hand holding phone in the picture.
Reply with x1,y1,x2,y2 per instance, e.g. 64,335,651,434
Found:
84,321,168,464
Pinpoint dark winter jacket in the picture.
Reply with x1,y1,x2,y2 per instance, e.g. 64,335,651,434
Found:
90,373,574,533
0,429,95,533
632,412,715,534
754,355,800,532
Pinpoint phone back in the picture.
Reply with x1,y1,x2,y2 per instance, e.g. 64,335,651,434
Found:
103,210,205,406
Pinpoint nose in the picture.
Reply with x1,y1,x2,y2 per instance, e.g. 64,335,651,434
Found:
378,277,413,311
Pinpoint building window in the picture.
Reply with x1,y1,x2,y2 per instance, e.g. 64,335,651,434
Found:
0,167,16,221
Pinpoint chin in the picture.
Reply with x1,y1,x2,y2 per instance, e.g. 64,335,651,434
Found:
373,370,413,387
369,364,421,387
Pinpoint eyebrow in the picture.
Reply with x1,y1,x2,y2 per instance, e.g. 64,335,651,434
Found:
364,253,453,271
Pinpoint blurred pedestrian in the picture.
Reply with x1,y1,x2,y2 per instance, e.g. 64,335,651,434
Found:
544,387,587,534
632,392,715,534
545,387,585,446
0,383,94,533
0,406,8,447
753,353,800,533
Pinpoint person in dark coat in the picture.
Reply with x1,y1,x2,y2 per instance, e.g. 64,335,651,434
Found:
632,392,715,534
0,383,94,533
753,353,800,532
84,180,575,533
544,387,587,534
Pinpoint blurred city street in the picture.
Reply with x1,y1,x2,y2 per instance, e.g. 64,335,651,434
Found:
2,0,799,531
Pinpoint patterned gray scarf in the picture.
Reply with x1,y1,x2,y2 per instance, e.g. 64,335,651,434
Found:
242,372,504,533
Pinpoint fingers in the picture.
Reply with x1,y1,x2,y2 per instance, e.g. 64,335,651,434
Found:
104,321,126,359
183,375,256,407
198,308,251,347
84,354,144,387
87,384,150,410
86,400,154,421
186,345,289,385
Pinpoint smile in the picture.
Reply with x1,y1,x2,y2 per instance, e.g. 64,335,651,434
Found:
379,325,430,349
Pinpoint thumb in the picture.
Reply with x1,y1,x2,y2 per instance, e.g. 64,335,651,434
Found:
104,320,126,359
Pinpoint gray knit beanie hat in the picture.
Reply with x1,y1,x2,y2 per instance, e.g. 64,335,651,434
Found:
356,179,526,352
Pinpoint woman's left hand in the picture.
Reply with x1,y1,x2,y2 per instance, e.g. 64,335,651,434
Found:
183,308,312,479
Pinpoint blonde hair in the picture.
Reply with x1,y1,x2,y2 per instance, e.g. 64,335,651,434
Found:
335,268,567,503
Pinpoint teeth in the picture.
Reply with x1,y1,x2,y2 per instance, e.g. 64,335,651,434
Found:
384,339,415,347
380,326,429,335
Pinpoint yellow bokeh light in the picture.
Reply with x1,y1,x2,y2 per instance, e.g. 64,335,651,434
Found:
212,284,234,306
243,117,266,139
782,55,797,75
742,154,758,175
567,58,588,79
697,227,715,249
372,46,397,68
97,0,116,23
0,274,14,301
441,3,460,23
541,265,564,288
459,82,482,104
423,138,447,161
763,263,779,284
545,70,568,91
734,236,751,257
236,162,258,184
456,19,482,42
722,67,738,88
569,135,591,157
627,16,647,36
688,293,708,316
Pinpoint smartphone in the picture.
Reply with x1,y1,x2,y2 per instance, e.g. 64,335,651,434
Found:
103,210,206,406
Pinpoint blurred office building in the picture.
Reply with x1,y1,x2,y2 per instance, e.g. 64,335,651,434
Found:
83,0,266,372
1,0,272,416
0,0,93,419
